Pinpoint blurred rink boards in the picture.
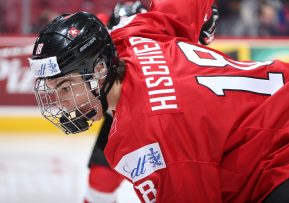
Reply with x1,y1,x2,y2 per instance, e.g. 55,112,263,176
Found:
0,36,288,203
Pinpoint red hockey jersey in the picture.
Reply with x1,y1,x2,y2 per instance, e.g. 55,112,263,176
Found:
104,0,289,202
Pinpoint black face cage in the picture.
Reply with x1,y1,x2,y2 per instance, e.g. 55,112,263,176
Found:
34,61,108,134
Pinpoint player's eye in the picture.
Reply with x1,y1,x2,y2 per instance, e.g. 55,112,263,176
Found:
61,86,71,93
57,85,71,95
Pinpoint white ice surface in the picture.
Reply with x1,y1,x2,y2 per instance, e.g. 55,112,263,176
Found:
0,133,140,203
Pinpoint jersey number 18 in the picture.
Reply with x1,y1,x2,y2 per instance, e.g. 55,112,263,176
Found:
178,42,284,96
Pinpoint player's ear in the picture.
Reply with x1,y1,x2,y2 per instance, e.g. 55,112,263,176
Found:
94,63,105,73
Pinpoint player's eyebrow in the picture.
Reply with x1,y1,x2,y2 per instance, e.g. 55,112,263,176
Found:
55,79,71,89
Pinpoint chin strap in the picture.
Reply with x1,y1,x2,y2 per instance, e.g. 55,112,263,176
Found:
98,63,118,114
99,91,108,114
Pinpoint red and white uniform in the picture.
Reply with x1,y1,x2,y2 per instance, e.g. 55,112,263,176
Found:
104,0,289,202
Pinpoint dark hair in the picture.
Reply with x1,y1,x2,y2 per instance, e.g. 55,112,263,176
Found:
115,59,126,83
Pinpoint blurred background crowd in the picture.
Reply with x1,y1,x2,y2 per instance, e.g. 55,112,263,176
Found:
217,0,289,36
0,0,288,37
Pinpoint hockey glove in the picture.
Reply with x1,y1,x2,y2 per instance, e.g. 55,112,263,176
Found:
199,5,219,45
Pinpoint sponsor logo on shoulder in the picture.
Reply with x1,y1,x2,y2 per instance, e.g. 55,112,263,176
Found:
114,142,166,182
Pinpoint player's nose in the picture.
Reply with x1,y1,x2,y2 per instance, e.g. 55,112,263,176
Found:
55,98,72,112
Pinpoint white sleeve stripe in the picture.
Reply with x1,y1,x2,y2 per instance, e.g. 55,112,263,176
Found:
84,185,117,203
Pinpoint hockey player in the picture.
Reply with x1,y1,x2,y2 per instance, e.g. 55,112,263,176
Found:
84,1,219,202
29,0,289,202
